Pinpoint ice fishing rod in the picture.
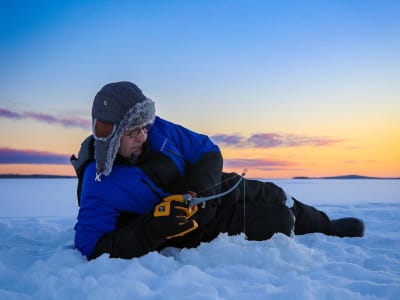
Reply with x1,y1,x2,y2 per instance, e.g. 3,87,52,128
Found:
183,169,247,208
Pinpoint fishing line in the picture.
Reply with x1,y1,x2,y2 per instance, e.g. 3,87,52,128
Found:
243,171,247,239
195,172,243,196
188,169,247,207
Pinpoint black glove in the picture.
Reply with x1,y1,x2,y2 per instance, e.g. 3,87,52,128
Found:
146,199,198,240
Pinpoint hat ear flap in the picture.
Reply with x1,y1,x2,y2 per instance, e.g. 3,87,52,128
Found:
93,119,116,140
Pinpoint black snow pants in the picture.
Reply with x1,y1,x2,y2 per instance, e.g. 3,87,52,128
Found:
220,174,332,240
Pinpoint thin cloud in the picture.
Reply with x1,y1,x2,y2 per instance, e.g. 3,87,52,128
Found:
344,160,358,164
224,158,296,171
211,133,344,148
0,108,90,130
210,134,244,147
0,148,70,165
0,108,20,118
248,133,344,147
344,159,376,164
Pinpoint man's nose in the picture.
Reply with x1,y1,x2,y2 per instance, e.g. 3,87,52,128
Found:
135,129,147,142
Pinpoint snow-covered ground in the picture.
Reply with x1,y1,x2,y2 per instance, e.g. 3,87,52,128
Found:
0,178,399,299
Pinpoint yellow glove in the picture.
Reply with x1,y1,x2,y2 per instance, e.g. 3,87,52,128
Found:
151,195,199,239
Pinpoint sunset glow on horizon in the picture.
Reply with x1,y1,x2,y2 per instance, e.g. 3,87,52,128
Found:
1,1,399,179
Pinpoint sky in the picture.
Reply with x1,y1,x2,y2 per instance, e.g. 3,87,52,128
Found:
0,0,399,178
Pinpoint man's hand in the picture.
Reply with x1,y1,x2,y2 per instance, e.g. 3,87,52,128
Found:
147,199,198,240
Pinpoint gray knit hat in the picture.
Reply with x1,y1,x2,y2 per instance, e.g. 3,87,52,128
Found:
92,81,155,180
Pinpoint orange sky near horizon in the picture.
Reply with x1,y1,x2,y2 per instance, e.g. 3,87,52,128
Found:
0,144,398,179
0,118,398,179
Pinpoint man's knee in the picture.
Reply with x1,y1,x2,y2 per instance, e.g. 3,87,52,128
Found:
291,200,331,235
244,204,294,241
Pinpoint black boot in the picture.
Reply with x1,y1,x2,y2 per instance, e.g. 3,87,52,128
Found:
330,218,365,237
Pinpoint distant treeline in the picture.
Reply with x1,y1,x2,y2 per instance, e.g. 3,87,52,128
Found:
1,174,398,180
0,174,76,179
293,175,400,180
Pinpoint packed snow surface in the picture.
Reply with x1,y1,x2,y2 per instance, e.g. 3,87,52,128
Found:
0,179,399,299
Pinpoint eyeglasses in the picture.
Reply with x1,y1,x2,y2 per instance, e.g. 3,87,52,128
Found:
123,124,152,139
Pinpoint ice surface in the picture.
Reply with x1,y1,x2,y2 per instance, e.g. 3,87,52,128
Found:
0,179,399,299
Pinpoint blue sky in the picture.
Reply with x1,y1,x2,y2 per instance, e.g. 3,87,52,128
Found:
1,0,399,177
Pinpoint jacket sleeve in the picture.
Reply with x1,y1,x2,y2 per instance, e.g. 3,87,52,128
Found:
89,213,164,260
153,117,223,196
184,151,223,196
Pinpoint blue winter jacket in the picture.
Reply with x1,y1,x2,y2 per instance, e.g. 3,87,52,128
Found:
74,116,222,258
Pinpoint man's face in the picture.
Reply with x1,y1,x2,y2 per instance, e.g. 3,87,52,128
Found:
118,125,149,157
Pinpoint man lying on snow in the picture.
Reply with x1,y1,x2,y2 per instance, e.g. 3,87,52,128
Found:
71,81,364,260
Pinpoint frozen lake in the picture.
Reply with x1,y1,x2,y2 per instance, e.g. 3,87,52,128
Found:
0,178,399,299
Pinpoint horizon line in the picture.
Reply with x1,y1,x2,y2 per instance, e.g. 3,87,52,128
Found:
1,173,399,180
